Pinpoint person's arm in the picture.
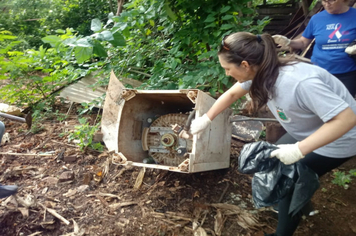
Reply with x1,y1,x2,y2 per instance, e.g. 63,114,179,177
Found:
271,107,356,164
206,82,249,120
289,36,313,51
272,35,312,51
299,107,356,155
190,82,248,135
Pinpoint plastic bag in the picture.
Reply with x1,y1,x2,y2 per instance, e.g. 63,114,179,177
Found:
238,141,320,216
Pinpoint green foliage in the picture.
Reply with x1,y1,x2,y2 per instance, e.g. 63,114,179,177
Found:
68,118,103,151
0,0,116,48
106,0,270,95
42,21,125,64
0,29,91,107
78,96,105,115
0,0,271,114
332,171,354,189
259,130,266,139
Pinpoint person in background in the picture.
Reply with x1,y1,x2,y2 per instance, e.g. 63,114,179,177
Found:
0,121,18,199
190,32,356,236
273,0,356,97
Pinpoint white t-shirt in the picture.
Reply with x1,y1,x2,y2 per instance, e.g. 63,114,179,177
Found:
240,62,356,158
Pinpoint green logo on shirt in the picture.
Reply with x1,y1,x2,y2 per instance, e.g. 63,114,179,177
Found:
276,107,291,123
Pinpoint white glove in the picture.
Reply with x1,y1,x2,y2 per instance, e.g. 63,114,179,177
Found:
270,142,305,165
190,114,211,135
345,44,356,55
272,35,291,48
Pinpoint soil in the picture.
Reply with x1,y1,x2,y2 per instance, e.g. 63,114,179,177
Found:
0,102,356,236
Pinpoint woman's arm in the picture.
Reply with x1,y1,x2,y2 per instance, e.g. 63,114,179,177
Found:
273,35,312,51
271,107,356,165
299,107,356,155
206,82,249,120
190,82,248,135
289,36,313,51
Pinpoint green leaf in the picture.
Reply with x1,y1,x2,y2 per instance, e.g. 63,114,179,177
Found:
42,36,61,47
209,88,216,96
74,46,93,64
220,24,235,30
104,12,115,28
76,38,93,48
94,30,114,41
220,6,231,13
91,18,102,32
78,117,87,125
110,32,126,47
62,38,77,47
204,14,216,23
222,76,229,85
242,8,255,15
163,3,177,21
0,35,17,41
221,15,234,21
55,29,66,34
204,22,216,28
93,42,107,57
112,22,128,33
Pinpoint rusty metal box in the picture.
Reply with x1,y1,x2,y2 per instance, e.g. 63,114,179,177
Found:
101,71,232,173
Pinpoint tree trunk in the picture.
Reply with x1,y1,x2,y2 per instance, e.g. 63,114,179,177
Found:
116,0,125,16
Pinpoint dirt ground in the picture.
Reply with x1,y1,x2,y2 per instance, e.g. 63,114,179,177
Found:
0,103,356,236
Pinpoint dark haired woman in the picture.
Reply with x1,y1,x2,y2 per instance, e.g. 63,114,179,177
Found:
190,32,356,236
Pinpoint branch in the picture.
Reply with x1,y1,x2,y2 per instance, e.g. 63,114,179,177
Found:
128,69,152,78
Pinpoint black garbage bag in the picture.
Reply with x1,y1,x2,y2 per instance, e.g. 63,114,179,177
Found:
238,141,320,217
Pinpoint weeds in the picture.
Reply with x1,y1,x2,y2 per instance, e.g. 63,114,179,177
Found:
68,117,104,152
332,169,356,189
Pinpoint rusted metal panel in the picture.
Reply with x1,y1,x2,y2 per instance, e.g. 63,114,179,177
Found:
60,75,106,105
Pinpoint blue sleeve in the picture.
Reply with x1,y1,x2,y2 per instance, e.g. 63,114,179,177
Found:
302,17,315,40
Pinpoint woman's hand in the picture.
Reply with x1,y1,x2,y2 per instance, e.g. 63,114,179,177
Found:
270,142,305,165
272,35,291,49
345,44,356,55
190,114,211,135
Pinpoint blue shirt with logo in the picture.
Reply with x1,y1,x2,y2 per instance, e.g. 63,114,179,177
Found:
302,8,356,74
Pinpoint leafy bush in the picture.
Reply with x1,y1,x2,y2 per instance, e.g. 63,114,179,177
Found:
0,0,115,48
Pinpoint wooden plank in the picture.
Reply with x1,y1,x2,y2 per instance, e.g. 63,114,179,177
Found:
101,71,125,152
257,8,297,15
256,15,293,20
190,90,232,173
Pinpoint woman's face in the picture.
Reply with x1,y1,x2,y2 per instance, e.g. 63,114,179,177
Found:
218,55,255,83
322,0,348,14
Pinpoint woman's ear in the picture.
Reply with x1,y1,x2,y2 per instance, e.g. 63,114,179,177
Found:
240,60,250,70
